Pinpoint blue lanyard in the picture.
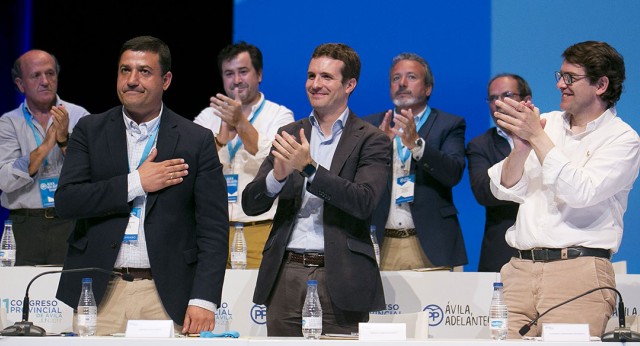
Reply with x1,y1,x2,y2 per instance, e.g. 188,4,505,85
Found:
395,106,431,165
22,103,49,166
228,99,266,162
128,124,160,172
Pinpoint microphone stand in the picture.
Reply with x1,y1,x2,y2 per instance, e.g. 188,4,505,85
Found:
0,267,133,336
518,286,640,342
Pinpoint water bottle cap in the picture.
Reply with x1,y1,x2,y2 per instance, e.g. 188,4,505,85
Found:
82,277,93,283
307,280,318,285
4,220,12,226
235,222,243,228
493,282,503,287
370,225,376,231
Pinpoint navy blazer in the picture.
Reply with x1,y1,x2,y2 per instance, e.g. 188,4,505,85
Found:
242,111,390,312
466,127,518,272
54,105,229,324
363,108,468,267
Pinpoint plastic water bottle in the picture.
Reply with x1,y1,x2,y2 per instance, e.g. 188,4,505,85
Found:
370,225,381,267
230,222,247,269
302,279,322,339
0,220,16,267
489,281,508,340
76,277,97,336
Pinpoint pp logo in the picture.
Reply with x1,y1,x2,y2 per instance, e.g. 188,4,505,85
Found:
250,304,267,325
423,304,444,326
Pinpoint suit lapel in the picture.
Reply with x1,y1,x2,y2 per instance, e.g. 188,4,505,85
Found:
418,108,438,140
106,109,129,176
330,111,361,175
493,129,511,159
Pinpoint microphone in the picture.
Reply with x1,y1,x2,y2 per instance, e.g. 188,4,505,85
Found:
518,286,640,342
0,267,134,337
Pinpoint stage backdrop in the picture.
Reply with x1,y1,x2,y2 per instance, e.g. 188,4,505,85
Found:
233,0,640,273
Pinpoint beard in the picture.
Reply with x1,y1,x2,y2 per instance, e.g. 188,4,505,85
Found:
393,95,419,108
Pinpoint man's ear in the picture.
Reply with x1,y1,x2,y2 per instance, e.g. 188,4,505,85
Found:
595,76,609,96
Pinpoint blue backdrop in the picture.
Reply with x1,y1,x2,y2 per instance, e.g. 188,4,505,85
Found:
233,0,640,273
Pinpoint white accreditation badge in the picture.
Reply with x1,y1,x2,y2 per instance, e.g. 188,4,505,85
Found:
225,174,239,203
394,174,415,204
124,207,141,244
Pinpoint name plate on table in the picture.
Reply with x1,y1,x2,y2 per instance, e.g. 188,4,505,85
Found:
542,323,590,341
125,320,174,338
359,322,406,341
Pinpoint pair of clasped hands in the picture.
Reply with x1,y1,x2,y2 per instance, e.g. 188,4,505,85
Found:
494,97,546,152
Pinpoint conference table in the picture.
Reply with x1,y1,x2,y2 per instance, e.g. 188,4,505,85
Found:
1,267,638,344
0,336,632,345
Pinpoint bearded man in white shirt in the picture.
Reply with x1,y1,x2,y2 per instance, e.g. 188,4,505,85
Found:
489,41,640,339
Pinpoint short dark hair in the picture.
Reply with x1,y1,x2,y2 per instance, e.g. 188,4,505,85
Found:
487,73,532,98
311,43,361,83
217,41,263,75
562,41,625,108
11,51,61,81
120,36,172,76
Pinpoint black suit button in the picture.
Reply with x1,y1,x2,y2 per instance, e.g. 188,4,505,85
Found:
110,242,118,249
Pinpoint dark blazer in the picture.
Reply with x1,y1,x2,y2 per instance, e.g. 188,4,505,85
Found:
242,112,390,312
54,105,229,324
363,108,468,267
466,127,518,272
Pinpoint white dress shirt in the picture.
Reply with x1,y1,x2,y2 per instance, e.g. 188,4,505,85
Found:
488,108,640,253
194,93,294,222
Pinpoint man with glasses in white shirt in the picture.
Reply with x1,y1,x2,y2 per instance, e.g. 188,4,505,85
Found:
467,73,532,272
489,41,640,339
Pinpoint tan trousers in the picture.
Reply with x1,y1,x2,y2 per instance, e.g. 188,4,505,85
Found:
380,235,434,271
76,278,178,336
227,221,272,269
501,256,616,339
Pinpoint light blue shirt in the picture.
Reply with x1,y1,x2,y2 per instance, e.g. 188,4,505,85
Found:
266,107,349,252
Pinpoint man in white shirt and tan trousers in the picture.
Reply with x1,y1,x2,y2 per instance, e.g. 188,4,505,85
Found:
489,41,640,339
194,41,294,268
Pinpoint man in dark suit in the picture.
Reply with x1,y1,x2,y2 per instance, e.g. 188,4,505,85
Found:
466,73,532,272
54,36,229,336
363,53,467,270
242,43,390,336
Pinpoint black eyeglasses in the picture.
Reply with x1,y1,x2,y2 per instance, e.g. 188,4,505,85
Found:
555,71,588,86
485,91,521,103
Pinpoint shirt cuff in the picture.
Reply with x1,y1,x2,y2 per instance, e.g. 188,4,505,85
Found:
265,170,286,197
127,171,145,202
411,144,425,160
188,299,217,312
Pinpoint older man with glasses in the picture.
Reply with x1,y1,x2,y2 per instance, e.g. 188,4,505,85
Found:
466,73,532,272
489,41,640,339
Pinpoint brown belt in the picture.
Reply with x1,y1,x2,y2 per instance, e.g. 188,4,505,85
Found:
384,228,417,238
113,267,153,280
10,208,57,219
285,251,325,267
517,247,610,262
235,220,272,227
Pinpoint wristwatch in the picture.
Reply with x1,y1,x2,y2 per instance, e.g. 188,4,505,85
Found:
300,160,318,178
410,137,424,154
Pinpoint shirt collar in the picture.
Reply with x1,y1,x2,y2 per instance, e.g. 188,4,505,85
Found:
309,107,349,142
122,104,163,136
562,107,617,133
